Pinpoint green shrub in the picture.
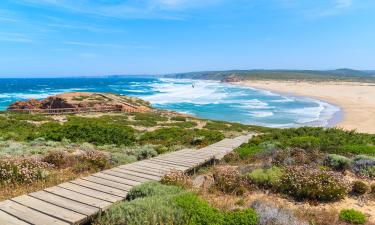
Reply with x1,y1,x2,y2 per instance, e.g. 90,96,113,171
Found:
96,195,184,225
39,119,135,146
140,127,224,147
194,129,225,146
204,121,230,131
224,208,258,225
289,136,320,150
135,145,158,160
277,166,349,202
235,145,262,159
324,154,352,171
339,145,375,155
339,209,366,224
173,193,224,225
213,166,245,195
171,116,187,122
126,182,183,201
248,166,283,188
351,181,369,195
169,121,197,128
110,153,137,165
246,127,375,154
352,155,375,178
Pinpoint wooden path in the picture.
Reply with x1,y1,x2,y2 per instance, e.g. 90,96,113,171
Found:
0,134,252,225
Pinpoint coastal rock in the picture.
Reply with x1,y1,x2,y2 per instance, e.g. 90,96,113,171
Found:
221,75,241,83
7,92,151,113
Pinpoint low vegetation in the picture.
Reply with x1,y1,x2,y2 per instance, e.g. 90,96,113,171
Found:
339,209,366,224
95,182,258,225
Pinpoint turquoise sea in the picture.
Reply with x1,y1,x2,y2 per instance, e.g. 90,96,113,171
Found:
0,77,341,128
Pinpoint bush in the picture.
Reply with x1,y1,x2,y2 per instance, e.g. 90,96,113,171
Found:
110,153,137,165
339,209,366,224
173,193,224,225
171,116,187,122
42,150,71,168
339,145,375,155
235,145,262,159
352,155,375,178
213,166,245,195
96,195,184,225
0,157,52,184
135,145,158,160
277,166,349,202
74,150,110,172
39,119,135,146
251,200,308,225
324,154,352,171
351,181,369,195
140,127,224,147
161,171,192,189
289,136,320,150
126,182,183,201
246,127,375,154
224,208,258,225
248,166,283,188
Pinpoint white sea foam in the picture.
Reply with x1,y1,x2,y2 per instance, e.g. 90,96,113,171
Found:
143,79,227,105
249,111,274,118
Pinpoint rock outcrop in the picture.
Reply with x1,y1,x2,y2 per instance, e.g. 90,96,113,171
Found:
7,92,151,113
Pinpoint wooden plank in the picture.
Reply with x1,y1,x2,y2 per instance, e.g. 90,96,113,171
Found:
149,159,197,167
141,160,188,170
70,179,127,198
111,168,161,180
129,162,173,172
44,187,111,210
12,195,86,224
119,165,166,176
29,191,98,216
0,200,69,225
143,160,190,170
153,157,206,164
0,210,30,225
92,173,139,187
102,170,149,183
82,176,132,191
58,183,122,203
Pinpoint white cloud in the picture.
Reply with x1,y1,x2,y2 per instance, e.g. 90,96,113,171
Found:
63,41,152,49
335,0,352,8
0,32,34,43
16,0,222,19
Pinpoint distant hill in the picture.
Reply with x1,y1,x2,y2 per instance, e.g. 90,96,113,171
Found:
163,69,375,82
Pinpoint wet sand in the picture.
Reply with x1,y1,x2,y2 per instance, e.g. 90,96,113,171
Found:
236,80,375,134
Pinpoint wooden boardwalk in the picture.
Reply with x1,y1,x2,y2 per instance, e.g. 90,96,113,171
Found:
0,134,252,225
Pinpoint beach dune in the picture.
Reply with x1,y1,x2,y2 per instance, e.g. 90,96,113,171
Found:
237,80,375,134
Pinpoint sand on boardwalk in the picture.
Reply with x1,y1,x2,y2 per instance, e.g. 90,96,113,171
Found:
236,80,375,134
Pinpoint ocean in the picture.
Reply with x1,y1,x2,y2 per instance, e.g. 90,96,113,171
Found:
0,77,340,128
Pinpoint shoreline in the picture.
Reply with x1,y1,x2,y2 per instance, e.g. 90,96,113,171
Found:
233,80,375,134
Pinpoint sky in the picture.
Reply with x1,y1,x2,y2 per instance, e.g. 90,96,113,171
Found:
0,0,374,77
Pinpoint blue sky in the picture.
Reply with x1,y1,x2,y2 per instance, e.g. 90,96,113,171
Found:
0,0,374,77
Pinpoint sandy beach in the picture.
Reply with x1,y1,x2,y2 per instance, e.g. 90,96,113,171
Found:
236,80,375,134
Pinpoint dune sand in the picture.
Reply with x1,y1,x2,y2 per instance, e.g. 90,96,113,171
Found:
236,80,375,134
